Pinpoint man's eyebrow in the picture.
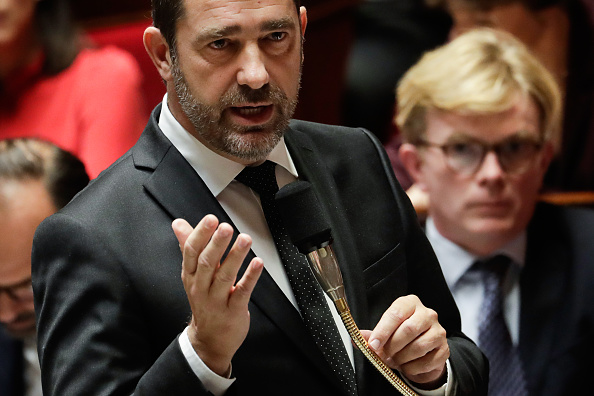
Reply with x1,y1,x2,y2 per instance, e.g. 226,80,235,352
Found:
446,132,479,144
195,17,295,43
261,17,296,32
197,25,242,42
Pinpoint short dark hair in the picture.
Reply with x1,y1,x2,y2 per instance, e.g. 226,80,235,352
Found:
0,139,89,210
35,0,80,75
152,0,301,51
426,0,568,11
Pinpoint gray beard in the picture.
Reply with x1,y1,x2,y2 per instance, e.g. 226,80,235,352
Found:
171,57,300,162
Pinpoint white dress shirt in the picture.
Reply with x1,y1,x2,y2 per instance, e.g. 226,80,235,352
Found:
425,217,525,345
159,95,452,395
23,335,42,396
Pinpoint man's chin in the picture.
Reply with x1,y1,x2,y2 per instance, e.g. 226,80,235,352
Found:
2,321,37,340
225,140,279,163
222,126,284,160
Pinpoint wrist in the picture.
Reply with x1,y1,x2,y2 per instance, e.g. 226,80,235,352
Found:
408,364,448,390
188,325,232,377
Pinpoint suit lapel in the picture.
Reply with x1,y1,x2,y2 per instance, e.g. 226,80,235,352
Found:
284,127,367,321
285,126,370,386
134,116,347,393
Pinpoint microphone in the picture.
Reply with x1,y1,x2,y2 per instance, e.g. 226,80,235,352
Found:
275,181,418,396
274,180,348,312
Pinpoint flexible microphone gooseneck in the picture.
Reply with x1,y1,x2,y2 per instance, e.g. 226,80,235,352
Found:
275,181,418,396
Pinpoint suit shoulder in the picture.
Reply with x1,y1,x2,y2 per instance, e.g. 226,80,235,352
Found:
59,151,145,221
531,203,594,247
288,119,383,153
289,119,374,138
533,202,594,225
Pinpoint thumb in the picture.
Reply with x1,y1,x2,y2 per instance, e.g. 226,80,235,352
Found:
172,218,193,250
352,330,373,351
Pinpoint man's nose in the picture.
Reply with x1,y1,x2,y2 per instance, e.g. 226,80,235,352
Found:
476,151,506,180
236,44,269,90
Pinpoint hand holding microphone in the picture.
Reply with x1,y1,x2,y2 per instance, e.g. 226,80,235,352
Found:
275,181,450,395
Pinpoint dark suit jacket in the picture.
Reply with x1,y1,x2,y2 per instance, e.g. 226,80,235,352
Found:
0,331,23,396
32,106,487,395
520,203,594,395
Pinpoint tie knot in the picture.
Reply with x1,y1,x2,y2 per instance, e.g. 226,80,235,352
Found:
235,160,278,196
474,254,512,285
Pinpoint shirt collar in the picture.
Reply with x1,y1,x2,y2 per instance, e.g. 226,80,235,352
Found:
158,94,298,197
426,217,526,289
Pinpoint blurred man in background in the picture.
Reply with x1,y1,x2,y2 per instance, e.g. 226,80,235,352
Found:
399,28,594,396
427,0,594,191
0,138,88,396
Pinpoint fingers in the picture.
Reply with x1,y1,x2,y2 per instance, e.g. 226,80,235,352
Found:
368,295,449,385
174,214,219,275
209,232,254,301
387,310,445,367
172,218,193,248
368,295,419,353
230,257,264,309
174,215,262,304
399,341,450,384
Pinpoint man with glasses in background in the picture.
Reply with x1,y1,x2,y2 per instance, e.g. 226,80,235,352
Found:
0,138,88,396
398,28,594,396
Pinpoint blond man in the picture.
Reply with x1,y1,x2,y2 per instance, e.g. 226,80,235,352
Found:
398,28,594,396
424,0,594,191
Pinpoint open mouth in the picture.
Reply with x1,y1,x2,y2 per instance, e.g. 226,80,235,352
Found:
229,105,274,125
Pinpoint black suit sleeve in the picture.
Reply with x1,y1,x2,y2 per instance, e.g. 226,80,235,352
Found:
32,213,210,396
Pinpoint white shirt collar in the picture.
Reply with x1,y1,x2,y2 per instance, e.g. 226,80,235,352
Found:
157,94,298,196
426,217,526,289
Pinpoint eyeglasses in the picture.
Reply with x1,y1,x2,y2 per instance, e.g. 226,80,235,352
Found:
0,277,33,303
417,136,544,176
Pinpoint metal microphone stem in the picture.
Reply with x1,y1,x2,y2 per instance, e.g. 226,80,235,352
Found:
306,245,419,396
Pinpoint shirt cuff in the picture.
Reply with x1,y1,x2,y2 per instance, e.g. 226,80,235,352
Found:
405,359,455,396
179,326,235,396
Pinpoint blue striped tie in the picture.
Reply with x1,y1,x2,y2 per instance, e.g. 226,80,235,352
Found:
475,255,528,396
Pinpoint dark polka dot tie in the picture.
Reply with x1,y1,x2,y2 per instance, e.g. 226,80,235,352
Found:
236,160,358,396
474,255,528,396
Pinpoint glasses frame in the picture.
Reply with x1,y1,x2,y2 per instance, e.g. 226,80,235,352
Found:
417,136,544,176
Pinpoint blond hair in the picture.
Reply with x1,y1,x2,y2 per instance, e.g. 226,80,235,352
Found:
396,28,562,144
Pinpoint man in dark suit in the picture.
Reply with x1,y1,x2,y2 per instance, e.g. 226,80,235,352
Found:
31,0,488,395
398,28,594,396
0,138,89,396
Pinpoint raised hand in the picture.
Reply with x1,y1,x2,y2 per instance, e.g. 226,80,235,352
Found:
172,214,264,376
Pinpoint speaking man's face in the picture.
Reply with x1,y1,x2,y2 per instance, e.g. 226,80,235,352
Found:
169,0,306,164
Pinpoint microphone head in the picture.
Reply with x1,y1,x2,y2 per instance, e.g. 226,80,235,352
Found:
275,181,332,254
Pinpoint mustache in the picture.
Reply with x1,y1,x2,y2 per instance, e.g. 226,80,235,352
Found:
221,84,288,107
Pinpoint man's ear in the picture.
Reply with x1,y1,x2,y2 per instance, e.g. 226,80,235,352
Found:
399,143,428,191
144,27,173,82
299,6,308,37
